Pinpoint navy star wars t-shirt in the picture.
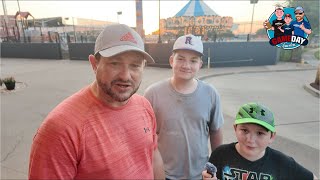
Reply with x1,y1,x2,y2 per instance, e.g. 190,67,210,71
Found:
208,142,313,180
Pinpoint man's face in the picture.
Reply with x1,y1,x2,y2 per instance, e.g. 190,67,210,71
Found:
170,50,203,81
93,51,145,105
295,10,304,22
275,9,284,19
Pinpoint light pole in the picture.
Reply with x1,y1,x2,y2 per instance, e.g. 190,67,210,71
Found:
2,0,10,41
157,0,161,43
117,11,122,23
248,0,258,42
72,17,76,42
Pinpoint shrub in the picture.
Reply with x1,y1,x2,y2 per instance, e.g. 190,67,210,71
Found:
3,77,16,90
3,77,16,83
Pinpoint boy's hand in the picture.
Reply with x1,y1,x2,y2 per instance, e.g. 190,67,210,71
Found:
278,26,284,33
202,170,217,180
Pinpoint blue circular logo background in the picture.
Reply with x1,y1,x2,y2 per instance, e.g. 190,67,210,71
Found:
266,7,310,50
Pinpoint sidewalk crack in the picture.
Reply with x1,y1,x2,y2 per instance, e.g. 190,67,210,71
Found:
1,136,23,162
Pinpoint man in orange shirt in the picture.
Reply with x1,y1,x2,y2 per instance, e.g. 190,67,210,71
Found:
29,24,164,179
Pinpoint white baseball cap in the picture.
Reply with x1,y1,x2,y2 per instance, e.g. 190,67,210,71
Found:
275,5,284,11
94,24,154,63
172,34,203,56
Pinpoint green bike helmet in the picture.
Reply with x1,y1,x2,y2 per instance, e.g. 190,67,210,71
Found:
235,102,275,132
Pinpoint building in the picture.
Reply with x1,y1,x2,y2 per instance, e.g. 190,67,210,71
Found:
0,15,115,43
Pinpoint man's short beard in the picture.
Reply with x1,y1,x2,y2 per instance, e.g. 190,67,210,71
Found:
296,16,303,21
97,79,140,102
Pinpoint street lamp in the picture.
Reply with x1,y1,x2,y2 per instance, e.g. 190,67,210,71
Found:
157,0,161,43
248,0,258,42
64,17,76,42
117,11,122,23
2,0,10,41
72,17,76,42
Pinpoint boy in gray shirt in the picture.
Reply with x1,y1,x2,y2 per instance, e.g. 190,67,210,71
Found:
144,34,224,179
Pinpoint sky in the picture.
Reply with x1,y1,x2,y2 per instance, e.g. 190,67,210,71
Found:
2,0,286,34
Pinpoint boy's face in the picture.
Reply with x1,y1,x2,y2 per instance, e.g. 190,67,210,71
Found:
234,123,276,161
275,9,284,19
170,50,203,81
284,16,292,24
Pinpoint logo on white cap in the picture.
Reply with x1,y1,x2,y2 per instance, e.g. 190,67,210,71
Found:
173,34,203,56
94,24,154,63
120,32,137,44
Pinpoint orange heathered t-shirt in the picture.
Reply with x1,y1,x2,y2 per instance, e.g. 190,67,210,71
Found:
29,86,157,179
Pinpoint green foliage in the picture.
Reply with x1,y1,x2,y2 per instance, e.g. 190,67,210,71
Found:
220,30,234,38
177,30,185,38
256,28,266,35
279,48,303,62
206,30,218,42
3,76,16,90
3,76,16,83
279,49,292,61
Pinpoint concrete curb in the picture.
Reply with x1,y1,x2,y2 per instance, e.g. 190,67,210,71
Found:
303,83,320,97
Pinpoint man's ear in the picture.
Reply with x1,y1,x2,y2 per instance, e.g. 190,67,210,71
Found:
199,59,203,68
89,54,98,74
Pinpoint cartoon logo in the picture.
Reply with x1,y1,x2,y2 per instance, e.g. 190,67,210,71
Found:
263,5,312,50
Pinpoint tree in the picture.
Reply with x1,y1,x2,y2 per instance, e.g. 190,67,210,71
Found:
207,29,218,42
176,30,184,38
256,28,266,35
220,30,234,38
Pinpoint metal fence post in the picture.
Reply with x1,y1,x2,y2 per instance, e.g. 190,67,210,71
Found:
207,47,211,69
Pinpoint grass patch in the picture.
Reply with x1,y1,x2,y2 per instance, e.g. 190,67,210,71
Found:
315,50,320,60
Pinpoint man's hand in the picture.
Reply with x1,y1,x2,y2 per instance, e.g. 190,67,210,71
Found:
299,23,305,30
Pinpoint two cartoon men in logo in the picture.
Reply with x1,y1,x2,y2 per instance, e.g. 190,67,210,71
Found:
264,5,312,38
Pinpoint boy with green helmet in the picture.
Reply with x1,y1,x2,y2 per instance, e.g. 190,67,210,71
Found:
202,102,317,180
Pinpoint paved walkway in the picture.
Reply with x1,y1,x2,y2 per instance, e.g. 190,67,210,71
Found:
1,48,319,179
